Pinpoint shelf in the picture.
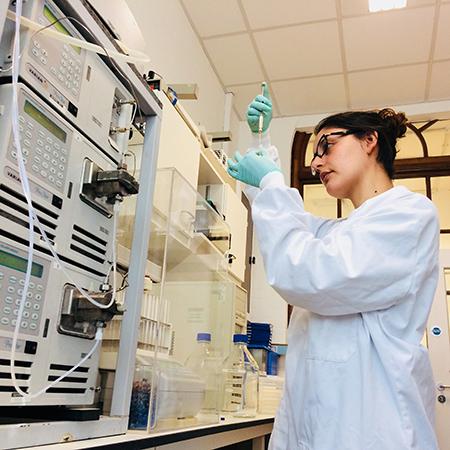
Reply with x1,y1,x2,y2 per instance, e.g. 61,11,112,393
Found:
198,148,236,190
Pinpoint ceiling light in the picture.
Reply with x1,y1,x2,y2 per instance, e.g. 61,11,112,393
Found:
369,0,407,12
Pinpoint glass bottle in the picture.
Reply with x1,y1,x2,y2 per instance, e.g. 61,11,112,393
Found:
221,334,259,417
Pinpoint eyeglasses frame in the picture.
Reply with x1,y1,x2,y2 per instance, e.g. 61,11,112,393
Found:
310,129,361,176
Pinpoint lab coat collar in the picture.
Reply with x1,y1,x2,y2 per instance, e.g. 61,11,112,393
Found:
348,185,411,218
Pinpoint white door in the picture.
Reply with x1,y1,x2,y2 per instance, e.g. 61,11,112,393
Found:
427,249,450,449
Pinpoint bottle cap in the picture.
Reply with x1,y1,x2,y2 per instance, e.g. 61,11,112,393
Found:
197,332,211,342
233,334,248,344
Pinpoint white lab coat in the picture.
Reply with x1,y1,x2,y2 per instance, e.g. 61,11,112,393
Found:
250,171,440,450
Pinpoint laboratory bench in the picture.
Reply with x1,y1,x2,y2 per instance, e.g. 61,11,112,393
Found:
32,415,274,450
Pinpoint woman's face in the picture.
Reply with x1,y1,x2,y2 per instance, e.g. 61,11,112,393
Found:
311,127,372,199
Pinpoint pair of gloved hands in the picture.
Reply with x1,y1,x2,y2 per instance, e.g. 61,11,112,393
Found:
227,83,280,188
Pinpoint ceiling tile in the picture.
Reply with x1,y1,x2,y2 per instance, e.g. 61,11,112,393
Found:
203,34,264,85
254,22,342,79
348,64,427,109
241,0,337,29
343,7,435,70
271,76,347,116
433,3,450,60
181,0,246,37
341,0,435,16
428,61,450,100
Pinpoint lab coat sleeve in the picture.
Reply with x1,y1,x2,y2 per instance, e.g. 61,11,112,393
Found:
251,183,438,316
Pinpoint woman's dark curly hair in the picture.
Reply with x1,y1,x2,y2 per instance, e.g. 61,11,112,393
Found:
314,108,408,178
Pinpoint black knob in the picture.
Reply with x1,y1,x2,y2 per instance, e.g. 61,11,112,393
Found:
438,395,446,404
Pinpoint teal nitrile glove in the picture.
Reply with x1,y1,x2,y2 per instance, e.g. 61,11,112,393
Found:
246,82,272,134
227,148,281,188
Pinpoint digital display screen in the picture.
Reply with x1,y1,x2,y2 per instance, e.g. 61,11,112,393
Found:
43,5,81,55
0,250,43,278
24,100,67,143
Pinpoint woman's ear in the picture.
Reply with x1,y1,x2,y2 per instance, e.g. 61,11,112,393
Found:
364,131,378,155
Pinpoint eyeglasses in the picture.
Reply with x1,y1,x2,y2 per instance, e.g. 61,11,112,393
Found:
311,130,359,176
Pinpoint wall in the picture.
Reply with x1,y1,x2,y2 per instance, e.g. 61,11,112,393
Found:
90,0,239,145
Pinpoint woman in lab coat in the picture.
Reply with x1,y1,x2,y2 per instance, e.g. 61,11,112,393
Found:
227,90,440,450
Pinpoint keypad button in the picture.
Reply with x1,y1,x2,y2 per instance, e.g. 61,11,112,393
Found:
11,319,17,326
29,282,35,289
51,159,58,166
23,311,30,319
44,153,51,161
58,164,65,171
40,170,48,178
23,149,30,156
31,313,39,320
1,317,10,325
40,57,47,65
41,49,47,57
52,150,59,158
48,175,55,184
50,167,56,174
32,164,39,173
19,116,25,123
36,147,43,155
61,148,67,155
17,288,23,295
51,66,57,75
42,161,49,169
21,321,28,329
60,156,66,163
25,130,32,138
57,173,64,179
26,292,32,299
24,139,31,147
13,309,19,316
15,299,21,306
32,48,39,57
3,306,11,315
5,297,13,304
38,130,45,138
33,304,41,310
46,137,53,144
30,323,37,330
33,40,40,48
19,279,25,286
25,301,31,308
36,285,43,291
54,142,61,149
26,121,34,129
7,286,15,294
34,294,42,301
56,180,63,188
9,276,17,284
34,155,41,163
37,139,44,147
